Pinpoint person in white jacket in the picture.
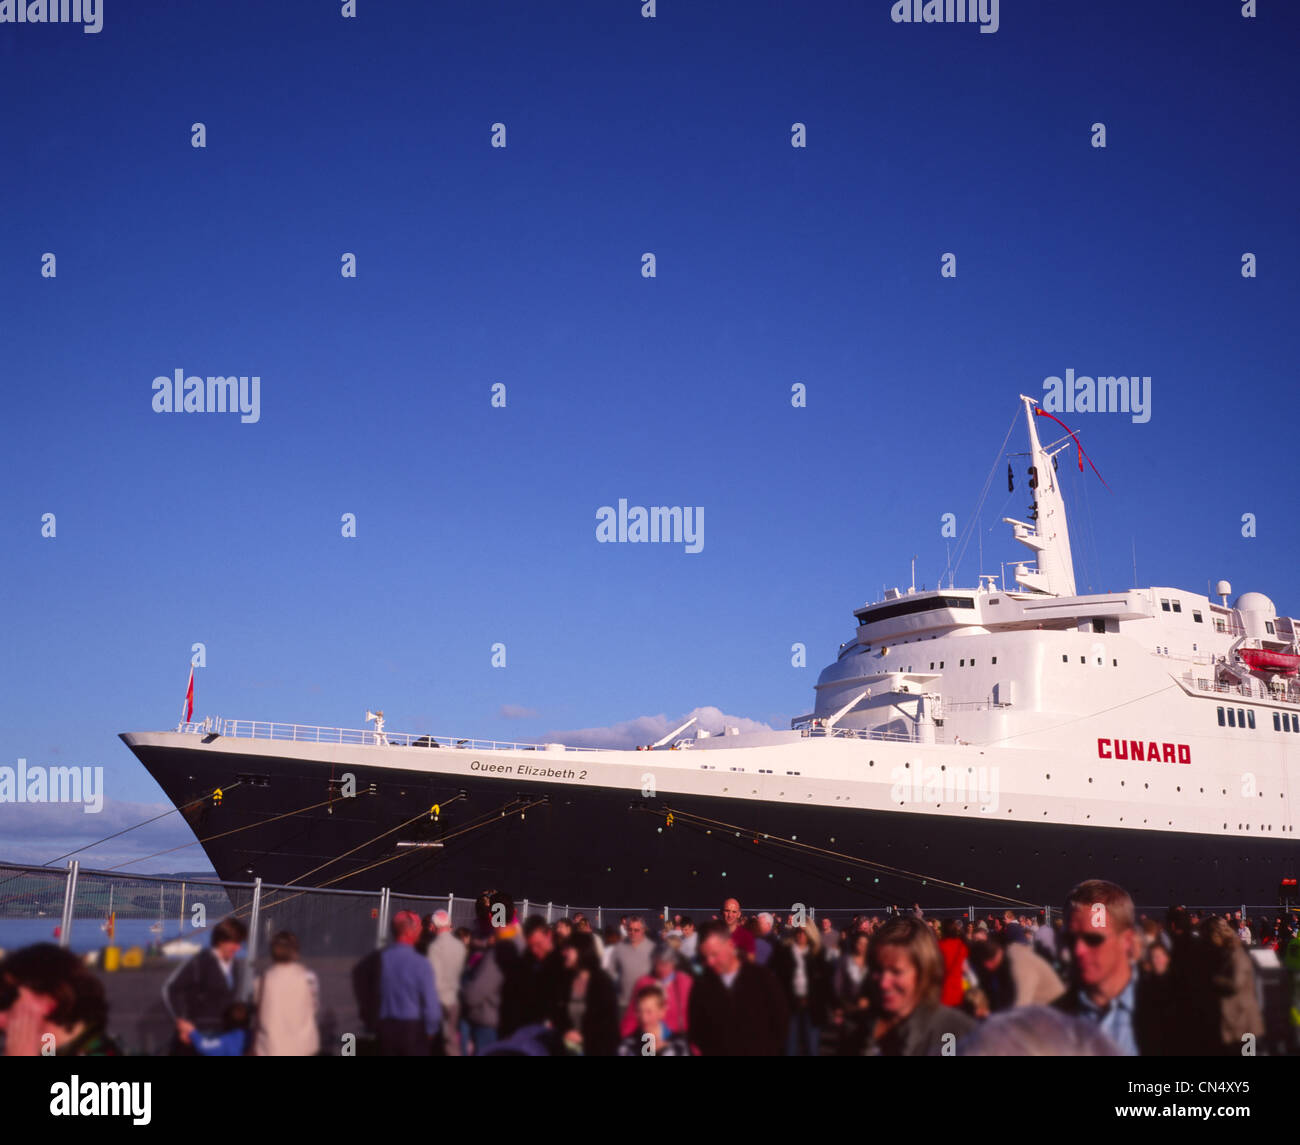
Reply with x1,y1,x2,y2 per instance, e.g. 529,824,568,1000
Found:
253,931,320,1056
426,910,467,1055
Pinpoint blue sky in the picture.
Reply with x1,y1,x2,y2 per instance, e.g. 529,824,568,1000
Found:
1,0,1297,869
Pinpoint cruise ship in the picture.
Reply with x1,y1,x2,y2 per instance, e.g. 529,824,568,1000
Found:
121,397,1300,909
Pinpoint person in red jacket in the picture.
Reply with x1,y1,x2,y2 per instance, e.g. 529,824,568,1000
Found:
721,898,757,959
938,919,969,1008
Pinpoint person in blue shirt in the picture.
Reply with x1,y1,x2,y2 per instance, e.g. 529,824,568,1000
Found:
377,910,441,1055
1052,879,1166,1055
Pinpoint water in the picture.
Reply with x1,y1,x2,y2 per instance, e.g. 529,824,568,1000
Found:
0,918,194,956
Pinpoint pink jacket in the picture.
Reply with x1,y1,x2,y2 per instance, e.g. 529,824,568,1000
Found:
619,972,693,1038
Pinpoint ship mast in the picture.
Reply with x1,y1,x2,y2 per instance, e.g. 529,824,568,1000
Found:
1002,394,1077,596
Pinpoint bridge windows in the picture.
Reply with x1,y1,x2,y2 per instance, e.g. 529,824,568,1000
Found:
1161,599,1171,611
1193,610,1203,623
1172,601,1182,614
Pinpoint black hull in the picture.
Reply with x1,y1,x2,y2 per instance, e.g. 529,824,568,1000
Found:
126,742,1300,910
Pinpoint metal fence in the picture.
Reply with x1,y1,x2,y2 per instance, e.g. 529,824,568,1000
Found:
0,860,1284,959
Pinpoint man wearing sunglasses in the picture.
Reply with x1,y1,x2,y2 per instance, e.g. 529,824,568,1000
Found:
1053,878,1167,1055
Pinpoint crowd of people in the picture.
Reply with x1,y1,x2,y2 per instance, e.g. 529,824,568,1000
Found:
2,878,1299,1056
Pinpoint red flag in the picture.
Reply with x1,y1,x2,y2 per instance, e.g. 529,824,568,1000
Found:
1034,408,1109,489
183,665,194,723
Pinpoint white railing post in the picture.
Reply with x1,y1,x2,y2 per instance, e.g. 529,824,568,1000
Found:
58,860,80,948
243,877,263,999
376,888,391,948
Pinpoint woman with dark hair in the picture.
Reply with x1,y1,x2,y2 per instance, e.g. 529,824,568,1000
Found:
860,917,975,1056
0,943,119,1056
557,930,618,1056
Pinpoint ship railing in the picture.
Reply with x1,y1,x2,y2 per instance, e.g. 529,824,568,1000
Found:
1189,677,1300,704
791,720,916,744
174,717,611,753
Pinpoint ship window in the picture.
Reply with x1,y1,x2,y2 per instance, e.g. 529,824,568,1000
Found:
1112,659,1118,666
1217,707,1225,726
854,595,976,625
1238,708,1246,727
1247,710,1256,729
1161,599,1170,611
1092,619,1105,633
1214,618,1226,633
970,660,976,667
1172,601,1182,613
960,659,965,667
930,662,934,670
1193,610,1203,623
1266,621,1276,634
1275,713,1282,731
1080,656,1086,664
992,656,997,665
1062,654,1069,663
939,661,944,669
1285,714,1293,733
1227,709,1236,727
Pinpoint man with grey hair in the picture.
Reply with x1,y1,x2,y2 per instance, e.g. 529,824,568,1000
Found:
957,1005,1121,1056
426,909,466,1055
753,912,777,966
608,915,655,1011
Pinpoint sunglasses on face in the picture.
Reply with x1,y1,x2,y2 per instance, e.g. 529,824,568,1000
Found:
1066,931,1107,948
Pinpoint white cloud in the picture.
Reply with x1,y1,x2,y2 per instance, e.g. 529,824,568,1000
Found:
543,705,773,749
0,799,211,874
499,704,539,719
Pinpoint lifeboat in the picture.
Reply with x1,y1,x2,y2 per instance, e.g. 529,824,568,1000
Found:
1238,647,1300,675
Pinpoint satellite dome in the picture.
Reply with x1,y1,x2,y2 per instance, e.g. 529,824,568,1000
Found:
1233,591,1276,617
